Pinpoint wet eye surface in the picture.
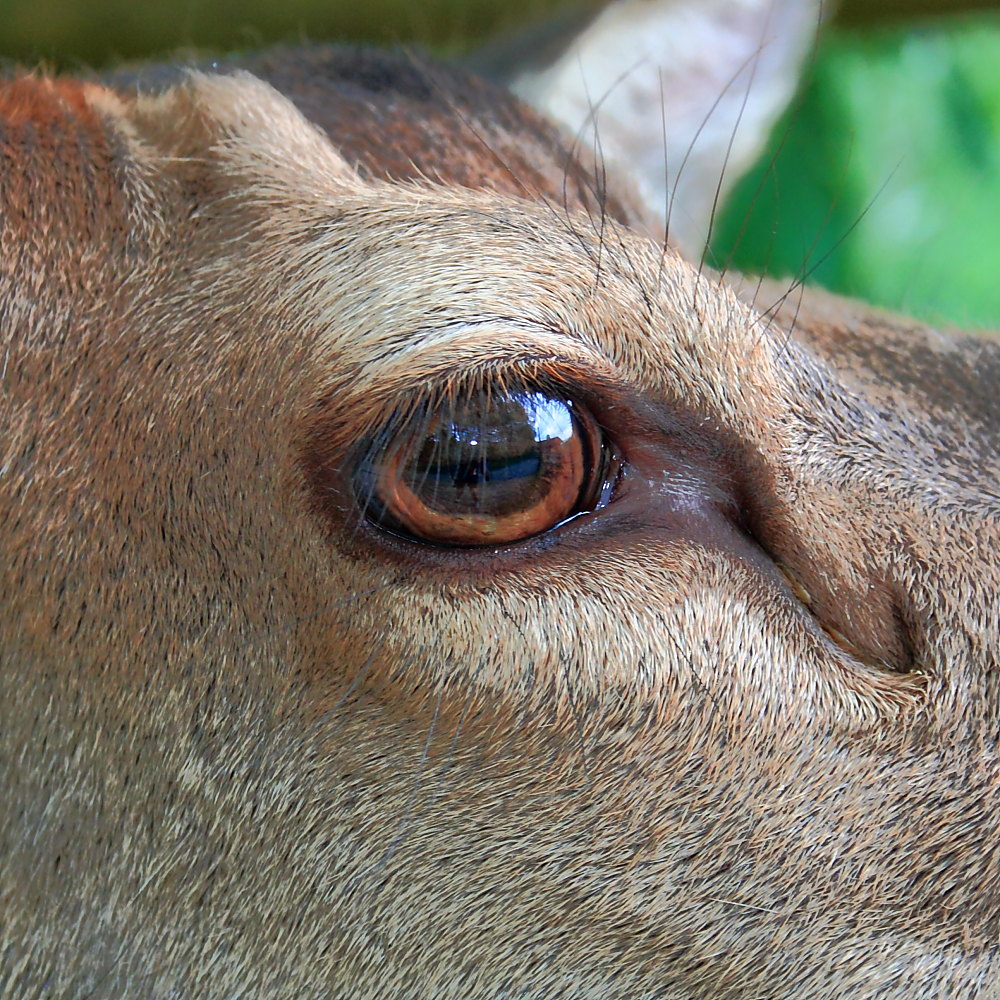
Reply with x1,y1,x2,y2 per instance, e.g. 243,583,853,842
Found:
357,389,620,547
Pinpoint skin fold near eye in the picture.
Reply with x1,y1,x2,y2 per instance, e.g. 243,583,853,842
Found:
357,388,616,547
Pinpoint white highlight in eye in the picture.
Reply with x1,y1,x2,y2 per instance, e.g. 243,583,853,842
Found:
523,394,575,443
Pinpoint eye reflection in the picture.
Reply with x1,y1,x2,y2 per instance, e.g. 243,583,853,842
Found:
357,388,617,547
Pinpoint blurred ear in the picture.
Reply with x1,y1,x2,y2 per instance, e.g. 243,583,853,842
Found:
486,0,825,258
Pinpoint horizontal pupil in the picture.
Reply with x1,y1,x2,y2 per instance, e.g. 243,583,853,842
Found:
415,450,543,487
401,391,577,518
409,444,551,517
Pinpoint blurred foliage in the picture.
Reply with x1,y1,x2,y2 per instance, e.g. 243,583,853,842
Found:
1,0,998,326
711,13,1000,328
2,0,571,67
0,0,994,69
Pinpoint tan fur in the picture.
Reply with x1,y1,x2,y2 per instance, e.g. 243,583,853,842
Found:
1,18,999,1000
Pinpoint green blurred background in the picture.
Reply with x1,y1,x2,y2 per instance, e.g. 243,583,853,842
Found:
2,0,998,328
713,10,1000,330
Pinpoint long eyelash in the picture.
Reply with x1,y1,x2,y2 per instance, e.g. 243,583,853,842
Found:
346,358,578,454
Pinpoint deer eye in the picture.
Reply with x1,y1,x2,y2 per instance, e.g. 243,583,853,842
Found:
357,389,620,547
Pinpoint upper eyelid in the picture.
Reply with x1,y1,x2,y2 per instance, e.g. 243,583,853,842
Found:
354,324,620,388
306,324,630,452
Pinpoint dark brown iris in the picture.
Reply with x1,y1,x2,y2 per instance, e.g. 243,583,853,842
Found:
357,389,616,546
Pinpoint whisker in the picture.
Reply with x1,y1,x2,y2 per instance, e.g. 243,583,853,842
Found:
657,67,672,297
717,1,829,284
698,6,777,282
763,158,903,325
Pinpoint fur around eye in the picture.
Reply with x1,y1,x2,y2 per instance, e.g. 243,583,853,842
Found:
355,389,620,547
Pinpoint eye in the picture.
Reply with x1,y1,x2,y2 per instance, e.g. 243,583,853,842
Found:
356,388,620,547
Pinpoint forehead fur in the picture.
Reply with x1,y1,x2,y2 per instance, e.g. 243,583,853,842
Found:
130,72,363,198
111,71,792,506
121,71,766,406
112,45,638,225
0,77,159,249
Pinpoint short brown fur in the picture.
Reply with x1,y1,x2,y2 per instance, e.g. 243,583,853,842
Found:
1,15,998,1000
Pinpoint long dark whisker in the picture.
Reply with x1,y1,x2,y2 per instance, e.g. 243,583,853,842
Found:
697,6,779,284
717,1,829,285
667,46,771,280
762,159,903,330
656,68,672,297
